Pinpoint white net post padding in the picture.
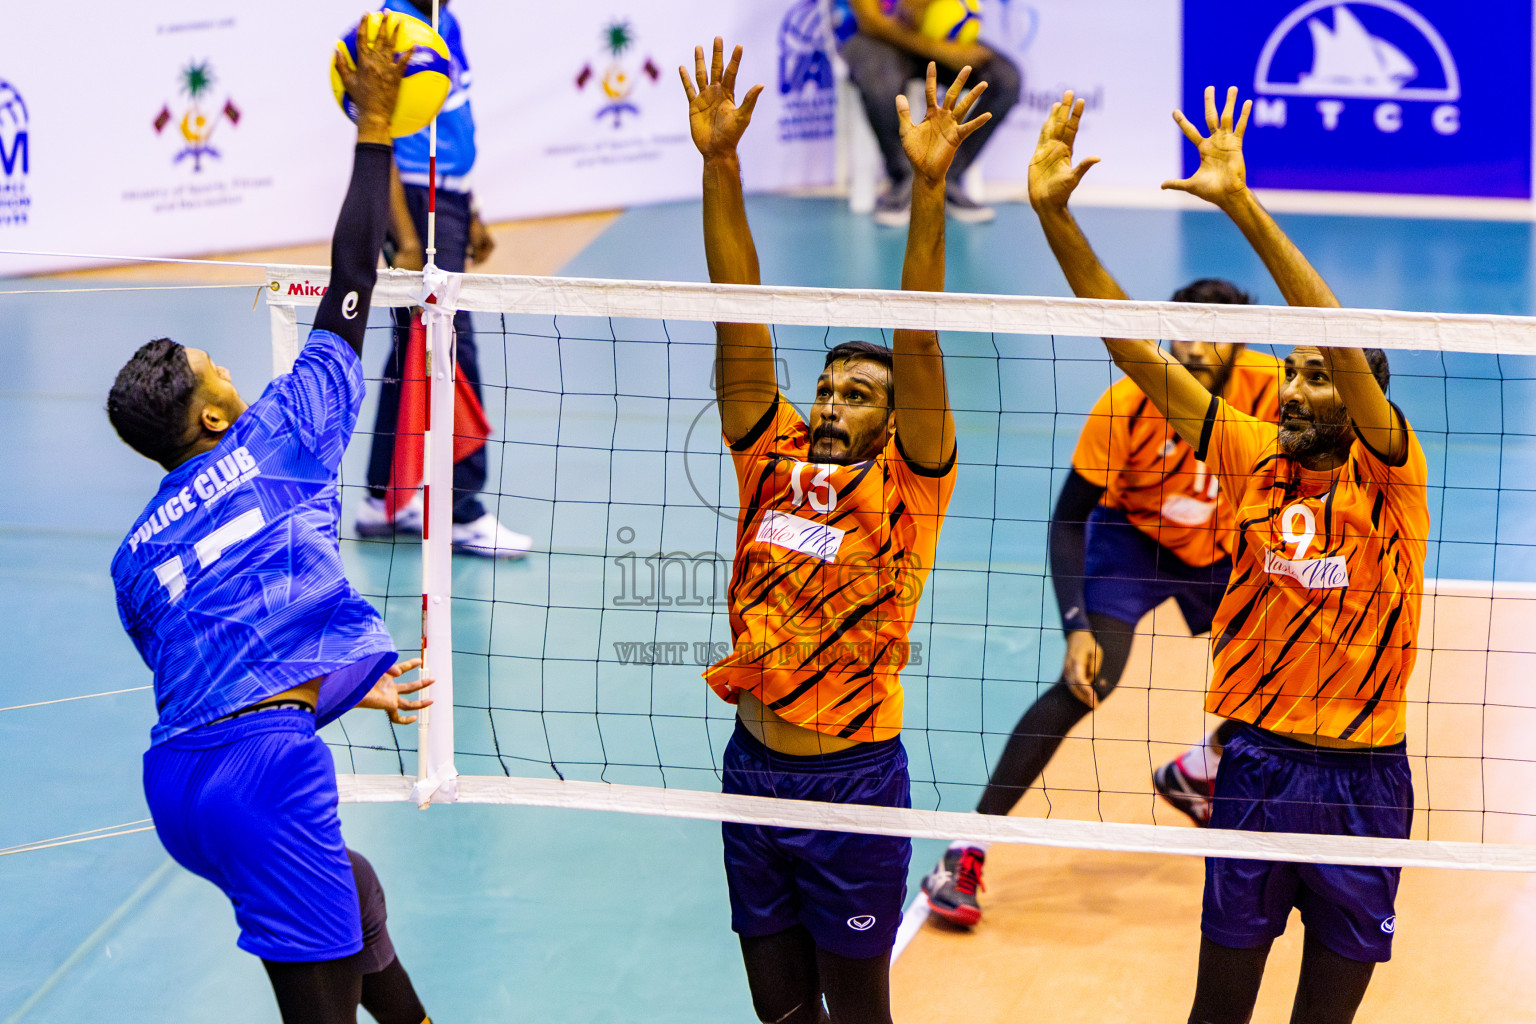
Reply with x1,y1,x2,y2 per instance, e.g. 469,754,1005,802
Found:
410,267,461,807
265,263,1536,870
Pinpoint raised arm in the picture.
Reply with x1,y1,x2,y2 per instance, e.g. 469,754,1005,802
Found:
889,62,988,470
315,17,406,358
1164,86,1403,460
682,39,776,444
1027,90,1211,442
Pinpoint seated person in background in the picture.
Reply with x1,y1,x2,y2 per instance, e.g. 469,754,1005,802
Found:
832,0,1020,225
354,0,532,559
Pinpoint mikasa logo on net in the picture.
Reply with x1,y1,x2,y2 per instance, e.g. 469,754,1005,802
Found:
1250,1,1461,136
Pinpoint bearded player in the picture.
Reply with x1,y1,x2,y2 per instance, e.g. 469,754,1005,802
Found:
107,23,434,1024
1097,86,1425,1024
921,91,1282,927
683,38,984,1024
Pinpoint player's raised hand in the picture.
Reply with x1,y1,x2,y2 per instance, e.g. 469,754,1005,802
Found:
897,63,991,184
1162,85,1252,208
335,15,408,140
1029,90,1099,212
681,38,764,161
358,657,433,725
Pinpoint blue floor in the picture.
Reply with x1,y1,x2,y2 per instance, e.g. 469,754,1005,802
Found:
6,195,1536,1021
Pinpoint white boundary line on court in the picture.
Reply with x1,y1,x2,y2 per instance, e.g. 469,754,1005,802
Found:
336,774,1536,873
890,898,931,962
264,264,1536,356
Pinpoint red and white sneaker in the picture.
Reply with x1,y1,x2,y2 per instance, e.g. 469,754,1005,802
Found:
921,846,985,926
1153,755,1216,826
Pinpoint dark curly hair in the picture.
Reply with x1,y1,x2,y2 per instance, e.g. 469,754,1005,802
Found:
823,340,894,405
106,338,198,467
1171,278,1254,305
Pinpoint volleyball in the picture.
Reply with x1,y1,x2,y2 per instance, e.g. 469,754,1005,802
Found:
330,10,452,139
920,0,982,44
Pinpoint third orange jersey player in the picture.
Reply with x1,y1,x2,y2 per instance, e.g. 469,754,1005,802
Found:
1093,84,1427,1024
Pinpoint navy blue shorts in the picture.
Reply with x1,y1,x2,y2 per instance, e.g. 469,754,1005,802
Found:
1203,725,1413,963
1083,507,1231,634
143,710,363,962
721,722,911,959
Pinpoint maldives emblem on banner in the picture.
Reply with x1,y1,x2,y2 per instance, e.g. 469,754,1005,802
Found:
575,19,661,128
1182,0,1532,197
153,60,241,172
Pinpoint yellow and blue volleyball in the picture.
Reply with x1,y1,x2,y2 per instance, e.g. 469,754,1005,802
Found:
330,10,451,139
920,0,983,44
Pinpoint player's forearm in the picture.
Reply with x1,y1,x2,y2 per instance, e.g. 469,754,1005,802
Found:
1048,472,1102,633
1035,205,1130,302
901,176,946,294
1219,189,1340,309
702,154,762,287
315,142,394,357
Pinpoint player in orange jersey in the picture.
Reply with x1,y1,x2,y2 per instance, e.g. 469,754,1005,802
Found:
683,39,986,1024
1100,86,1425,1024
921,91,1282,928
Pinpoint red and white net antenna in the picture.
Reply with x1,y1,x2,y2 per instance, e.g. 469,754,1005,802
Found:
409,0,459,808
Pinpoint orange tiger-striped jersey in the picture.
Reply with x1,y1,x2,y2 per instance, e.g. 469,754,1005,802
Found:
1197,398,1429,745
1072,349,1282,567
704,394,956,743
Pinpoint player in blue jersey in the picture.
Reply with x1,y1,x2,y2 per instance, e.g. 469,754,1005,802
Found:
107,23,434,1024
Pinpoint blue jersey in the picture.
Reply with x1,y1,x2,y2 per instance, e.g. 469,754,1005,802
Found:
112,330,397,746
384,0,476,186
831,0,896,44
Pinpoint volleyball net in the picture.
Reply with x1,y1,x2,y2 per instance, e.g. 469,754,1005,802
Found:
266,265,1536,872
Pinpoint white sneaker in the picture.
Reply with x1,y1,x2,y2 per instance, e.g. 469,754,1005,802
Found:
451,513,532,559
354,494,424,538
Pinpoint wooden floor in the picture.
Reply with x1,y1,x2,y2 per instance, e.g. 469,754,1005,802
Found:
894,586,1536,1023
35,209,621,284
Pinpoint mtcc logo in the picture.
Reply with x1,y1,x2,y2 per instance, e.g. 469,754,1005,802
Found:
846,914,876,931
1251,1,1460,137
1380,915,1396,934
0,79,29,227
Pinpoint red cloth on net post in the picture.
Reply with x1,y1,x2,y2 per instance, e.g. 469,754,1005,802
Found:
384,312,493,520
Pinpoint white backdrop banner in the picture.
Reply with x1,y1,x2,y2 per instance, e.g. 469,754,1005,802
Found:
0,0,837,276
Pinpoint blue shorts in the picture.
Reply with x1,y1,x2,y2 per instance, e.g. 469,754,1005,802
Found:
721,722,911,959
1203,725,1413,963
143,710,363,962
1083,507,1231,634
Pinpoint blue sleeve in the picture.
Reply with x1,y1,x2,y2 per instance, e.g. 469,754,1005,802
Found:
269,329,366,474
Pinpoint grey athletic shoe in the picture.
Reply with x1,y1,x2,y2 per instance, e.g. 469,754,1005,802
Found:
873,178,913,227
1153,756,1215,826
944,183,996,224
921,846,985,926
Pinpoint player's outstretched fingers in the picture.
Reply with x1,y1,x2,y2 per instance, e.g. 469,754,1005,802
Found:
945,65,973,110
953,78,988,122
711,36,725,85
956,108,991,140
1235,98,1252,137
1172,107,1205,146
1219,85,1238,132
679,63,698,102
694,45,708,91
723,43,743,95
895,92,912,129
1203,84,1220,132
739,83,763,120
926,61,939,111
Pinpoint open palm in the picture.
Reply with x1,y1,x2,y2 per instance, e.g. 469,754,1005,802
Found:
897,63,990,183
1163,85,1251,206
680,37,763,161
1028,90,1099,210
